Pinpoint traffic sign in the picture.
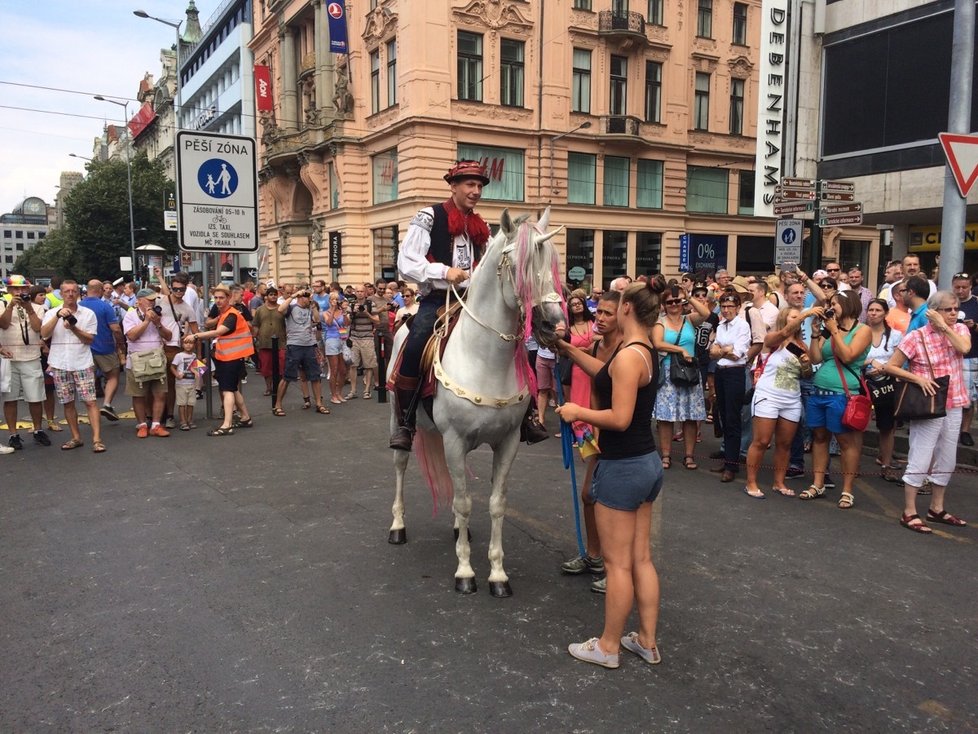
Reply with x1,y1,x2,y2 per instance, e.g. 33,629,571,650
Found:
775,219,803,265
780,177,815,189
819,191,855,202
176,130,259,253
938,131,978,197
819,179,855,194
773,201,814,215
821,202,863,216
774,187,816,201
819,213,863,227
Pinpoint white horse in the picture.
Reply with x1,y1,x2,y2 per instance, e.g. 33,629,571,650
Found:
387,208,565,597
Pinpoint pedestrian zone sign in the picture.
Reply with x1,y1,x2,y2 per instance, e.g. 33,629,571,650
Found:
176,131,259,252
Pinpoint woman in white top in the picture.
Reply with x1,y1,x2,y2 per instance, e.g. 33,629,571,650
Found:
744,307,814,498
863,299,903,482
394,288,419,328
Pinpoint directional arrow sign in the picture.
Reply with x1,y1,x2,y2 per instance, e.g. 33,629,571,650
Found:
819,180,855,193
780,177,815,189
938,132,978,197
821,202,863,216
819,191,855,202
819,213,863,227
774,187,816,201
773,201,814,215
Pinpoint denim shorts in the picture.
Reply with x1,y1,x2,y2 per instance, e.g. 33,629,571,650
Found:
324,337,343,356
805,390,850,434
591,452,664,511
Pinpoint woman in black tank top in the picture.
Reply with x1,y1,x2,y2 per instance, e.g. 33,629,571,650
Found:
556,279,668,669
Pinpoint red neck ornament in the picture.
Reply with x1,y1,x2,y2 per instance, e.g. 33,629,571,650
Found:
443,198,489,248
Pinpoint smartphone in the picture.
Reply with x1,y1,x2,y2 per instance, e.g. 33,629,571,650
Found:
786,342,806,358
780,261,796,274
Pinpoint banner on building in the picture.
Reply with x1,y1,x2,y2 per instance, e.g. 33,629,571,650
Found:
128,102,158,140
753,0,789,217
254,65,274,112
326,2,349,54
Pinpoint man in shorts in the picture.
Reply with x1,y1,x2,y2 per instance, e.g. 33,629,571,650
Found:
346,284,379,400
273,289,327,414
157,272,199,428
122,288,172,438
81,279,124,422
0,275,50,449
39,280,104,452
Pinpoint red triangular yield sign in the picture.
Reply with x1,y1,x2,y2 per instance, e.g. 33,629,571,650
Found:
938,132,978,197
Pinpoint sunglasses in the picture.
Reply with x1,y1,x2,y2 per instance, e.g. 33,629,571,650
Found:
665,299,683,305
937,307,958,313
826,268,841,273
819,283,836,289
954,272,970,280
171,287,186,293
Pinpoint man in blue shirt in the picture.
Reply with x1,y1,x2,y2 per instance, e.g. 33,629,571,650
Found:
903,275,931,334
82,279,124,421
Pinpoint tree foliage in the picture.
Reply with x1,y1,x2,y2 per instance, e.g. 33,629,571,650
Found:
15,152,175,281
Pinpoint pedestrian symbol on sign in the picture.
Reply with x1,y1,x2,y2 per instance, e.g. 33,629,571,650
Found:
197,159,238,199
780,228,796,245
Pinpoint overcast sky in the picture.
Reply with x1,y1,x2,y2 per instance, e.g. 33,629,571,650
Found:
0,0,213,214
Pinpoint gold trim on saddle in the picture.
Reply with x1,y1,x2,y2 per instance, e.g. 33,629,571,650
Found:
431,344,529,408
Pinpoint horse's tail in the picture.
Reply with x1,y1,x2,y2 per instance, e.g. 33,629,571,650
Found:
413,427,454,513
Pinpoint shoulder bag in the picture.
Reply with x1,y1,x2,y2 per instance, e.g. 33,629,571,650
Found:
130,346,167,386
893,333,949,421
669,318,700,387
831,336,872,432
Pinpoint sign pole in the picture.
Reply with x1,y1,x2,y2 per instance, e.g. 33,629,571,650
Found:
809,203,821,274
938,0,975,289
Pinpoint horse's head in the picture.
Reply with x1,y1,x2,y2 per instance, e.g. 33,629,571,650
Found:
497,207,565,348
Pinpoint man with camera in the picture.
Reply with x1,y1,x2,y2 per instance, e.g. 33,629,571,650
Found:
39,280,104,452
122,288,172,438
0,275,50,450
346,284,379,400
273,289,328,415
156,269,200,429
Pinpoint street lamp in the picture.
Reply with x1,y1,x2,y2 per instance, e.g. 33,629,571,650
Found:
134,10,183,131
549,121,592,195
69,153,93,162
94,95,137,281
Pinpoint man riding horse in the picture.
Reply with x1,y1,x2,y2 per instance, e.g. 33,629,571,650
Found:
389,160,549,450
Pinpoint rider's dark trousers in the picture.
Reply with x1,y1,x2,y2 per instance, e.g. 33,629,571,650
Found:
398,289,447,380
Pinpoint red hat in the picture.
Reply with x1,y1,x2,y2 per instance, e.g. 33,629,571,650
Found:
444,160,490,185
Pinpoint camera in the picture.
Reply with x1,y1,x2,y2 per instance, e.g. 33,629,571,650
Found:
152,305,163,316
19,292,31,302
62,313,77,326
822,307,836,320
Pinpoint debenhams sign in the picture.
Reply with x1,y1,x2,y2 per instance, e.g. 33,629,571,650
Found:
753,0,788,218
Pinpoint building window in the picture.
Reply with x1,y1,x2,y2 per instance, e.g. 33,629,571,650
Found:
697,0,713,38
729,78,744,135
566,229,595,284
500,39,525,107
370,50,380,114
687,166,729,214
603,231,628,279
27,231,35,240
738,170,755,215
15,231,23,239
644,61,662,123
733,3,748,45
573,0,592,9
636,232,662,275
610,55,627,116
612,0,626,14
372,149,398,204
458,31,483,101
604,156,630,207
386,39,397,106
637,160,664,209
572,48,592,114
568,152,596,205
3,231,10,238
457,144,525,201
372,225,399,282
648,0,664,26
694,72,710,131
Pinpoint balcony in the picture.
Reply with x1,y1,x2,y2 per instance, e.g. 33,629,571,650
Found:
601,115,642,137
598,11,649,48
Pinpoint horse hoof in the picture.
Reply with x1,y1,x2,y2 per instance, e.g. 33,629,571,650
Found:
452,528,473,542
489,581,513,598
388,528,407,545
455,577,478,594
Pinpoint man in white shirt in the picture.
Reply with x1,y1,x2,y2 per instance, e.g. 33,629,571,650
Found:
902,254,936,296
0,275,49,450
709,293,752,482
746,279,779,331
39,280,104,452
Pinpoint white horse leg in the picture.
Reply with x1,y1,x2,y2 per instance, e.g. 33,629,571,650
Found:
444,434,477,594
389,448,410,544
486,429,521,597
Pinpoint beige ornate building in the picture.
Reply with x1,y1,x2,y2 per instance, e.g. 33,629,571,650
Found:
251,0,872,287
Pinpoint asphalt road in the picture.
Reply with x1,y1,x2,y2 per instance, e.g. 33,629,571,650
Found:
2,379,977,732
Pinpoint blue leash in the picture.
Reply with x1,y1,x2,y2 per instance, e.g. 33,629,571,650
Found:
553,363,586,557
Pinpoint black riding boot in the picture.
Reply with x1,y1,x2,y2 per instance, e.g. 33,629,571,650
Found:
520,404,550,445
389,386,418,451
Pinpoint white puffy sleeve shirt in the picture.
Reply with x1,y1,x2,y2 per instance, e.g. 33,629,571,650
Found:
397,207,472,294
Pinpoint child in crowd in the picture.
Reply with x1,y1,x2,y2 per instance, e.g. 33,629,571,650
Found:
171,335,201,430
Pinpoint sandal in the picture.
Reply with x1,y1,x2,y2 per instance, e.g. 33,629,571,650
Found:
926,509,967,527
743,487,766,500
180,423,191,431
302,397,311,410
838,492,854,509
661,455,672,470
92,441,106,453
315,404,331,414
233,417,254,428
683,456,698,470
345,392,357,400
772,486,796,497
900,513,932,534
799,484,825,501
363,391,372,399
61,438,83,450
47,420,63,432
207,426,234,436
263,389,272,396
272,408,286,417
